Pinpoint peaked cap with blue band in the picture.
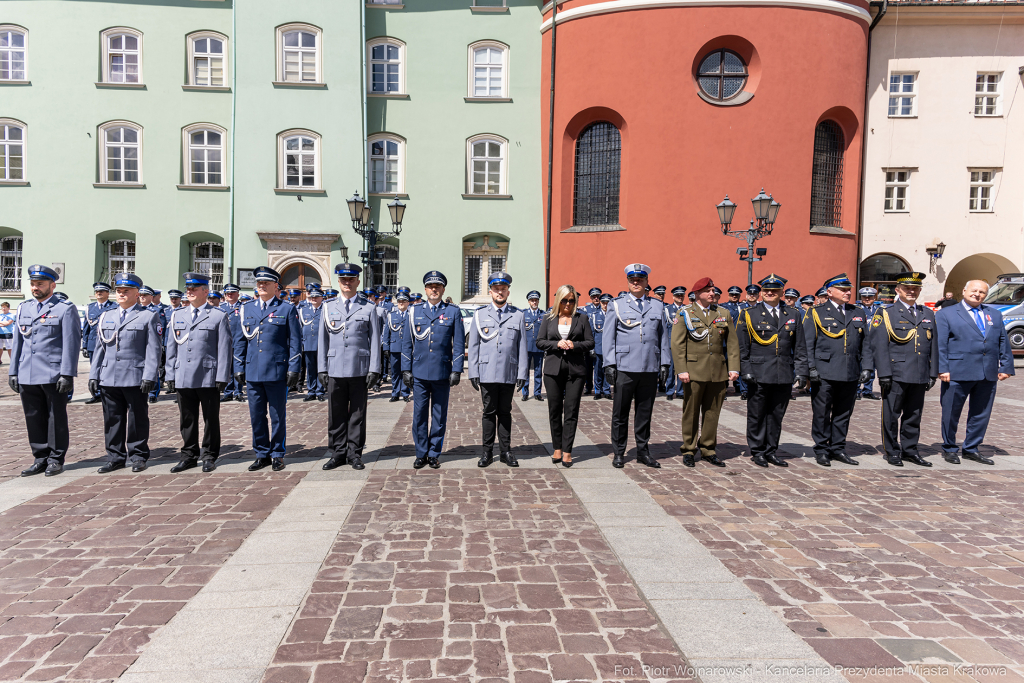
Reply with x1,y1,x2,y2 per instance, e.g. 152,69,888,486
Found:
488,271,512,286
824,273,853,289
115,273,143,289
624,263,651,278
209,291,223,300
334,263,361,277
183,272,210,287
27,265,58,282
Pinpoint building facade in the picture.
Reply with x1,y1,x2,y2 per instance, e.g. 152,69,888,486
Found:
859,0,1024,303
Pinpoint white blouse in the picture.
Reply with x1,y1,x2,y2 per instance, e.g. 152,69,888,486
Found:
558,323,570,339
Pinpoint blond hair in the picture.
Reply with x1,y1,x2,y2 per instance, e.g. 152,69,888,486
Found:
546,284,578,321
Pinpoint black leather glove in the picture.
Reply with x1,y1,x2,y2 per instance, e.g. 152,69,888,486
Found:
741,373,756,386
89,379,100,396
858,369,872,385
366,372,380,390
286,372,300,390
82,350,90,360
659,365,670,385
318,372,329,389
926,377,936,391
809,369,821,385
55,376,73,394
879,377,892,393
516,379,526,390
216,381,227,392
470,377,480,391
402,371,413,388
589,349,596,358
166,380,175,393
605,365,617,387
234,372,245,386
449,372,461,387
140,379,155,394
8,376,19,394
795,375,808,390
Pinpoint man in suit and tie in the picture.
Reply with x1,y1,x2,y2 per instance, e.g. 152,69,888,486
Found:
165,272,232,473
936,279,1014,464
89,273,162,473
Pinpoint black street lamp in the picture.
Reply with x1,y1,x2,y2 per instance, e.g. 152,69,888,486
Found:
717,188,781,287
347,191,406,290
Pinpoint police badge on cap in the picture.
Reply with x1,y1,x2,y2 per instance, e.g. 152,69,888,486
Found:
488,271,512,286
624,264,651,278
254,266,281,283
423,271,447,287
27,265,59,282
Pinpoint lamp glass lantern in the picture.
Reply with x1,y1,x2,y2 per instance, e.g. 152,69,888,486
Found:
347,191,364,223
767,198,781,225
388,195,406,232
751,188,772,221
717,195,737,230
360,202,371,227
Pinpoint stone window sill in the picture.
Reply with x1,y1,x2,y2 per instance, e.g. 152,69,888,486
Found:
0,180,29,186
272,81,327,89
177,184,230,191
275,188,326,195
464,97,512,103
462,194,512,200
809,226,855,236
561,224,624,233
94,182,146,189
368,93,409,99
95,82,146,89
0,80,30,86
182,85,231,92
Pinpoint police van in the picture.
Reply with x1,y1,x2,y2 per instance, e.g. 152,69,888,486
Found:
983,273,1024,354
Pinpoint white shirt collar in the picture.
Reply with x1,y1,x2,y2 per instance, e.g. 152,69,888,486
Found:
763,301,779,313
492,303,508,314
339,292,357,303
963,300,982,313
36,296,54,308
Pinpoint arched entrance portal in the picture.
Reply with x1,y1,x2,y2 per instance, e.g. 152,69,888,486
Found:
859,252,910,289
945,253,1018,300
281,263,322,299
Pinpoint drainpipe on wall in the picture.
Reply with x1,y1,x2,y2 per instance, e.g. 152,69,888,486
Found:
544,0,559,309
361,1,369,270
856,0,887,288
227,0,237,279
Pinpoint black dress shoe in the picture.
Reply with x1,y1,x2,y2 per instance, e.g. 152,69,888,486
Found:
98,462,125,474
202,460,216,473
132,462,147,473
317,396,326,401
404,396,412,403
703,454,726,467
593,394,601,401
271,459,285,471
944,453,961,465
248,458,271,471
303,395,317,402
830,453,859,466
21,462,47,477
389,396,400,402
478,453,493,468
903,454,933,467
885,455,904,467
521,395,529,402
236,395,246,402
428,457,440,469
751,455,769,468
220,395,234,403
765,453,789,467
502,452,519,468
666,394,674,401
814,453,832,467
612,454,625,469
44,463,63,477
561,458,573,468
855,393,862,401
534,395,543,401
413,457,428,469
350,457,364,470
322,457,346,470
864,393,880,400
682,454,695,468
84,396,101,405
637,454,661,469
963,452,994,465
148,396,157,404
170,459,198,473
740,392,748,401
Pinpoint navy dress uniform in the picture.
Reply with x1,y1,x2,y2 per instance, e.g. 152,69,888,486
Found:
233,267,302,471
384,292,412,402
803,273,873,467
522,290,545,401
219,283,244,402
165,273,233,472
857,287,882,399
400,271,465,469
662,286,687,400
299,289,326,401
81,282,117,404
603,264,672,469
139,285,167,404
317,264,383,471
89,274,162,473
868,273,938,467
10,265,82,477
738,274,809,467
467,272,529,467
589,294,612,399
580,287,602,395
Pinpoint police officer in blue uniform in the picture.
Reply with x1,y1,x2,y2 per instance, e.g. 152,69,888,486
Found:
384,290,412,402
89,273,162,473
721,286,742,324
579,288,601,395
468,271,528,468
234,267,302,472
10,265,82,477
869,272,937,467
738,274,808,467
299,287,326,401
218,283,244,402
784,287,800,309
81,282,117,404
401,271,465,469
603,264,672,469
165,272,232,473
804,273,873,467
663,286,687,401
521,290,545,402
857,286,882,400
589,293,612,399
137,285,166,404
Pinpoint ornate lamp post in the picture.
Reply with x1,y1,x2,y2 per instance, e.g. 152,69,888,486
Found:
346,191,406,290
717,188,781,287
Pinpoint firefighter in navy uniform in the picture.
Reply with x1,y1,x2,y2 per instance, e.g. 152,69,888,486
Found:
803,273,873,467
737,274,808,467
857,286,882,400
869,272,938,467
81,282,117,404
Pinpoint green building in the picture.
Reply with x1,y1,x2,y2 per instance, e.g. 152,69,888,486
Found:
0,0,543,307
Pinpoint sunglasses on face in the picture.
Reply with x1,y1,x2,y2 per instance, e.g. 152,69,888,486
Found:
560,298,576,305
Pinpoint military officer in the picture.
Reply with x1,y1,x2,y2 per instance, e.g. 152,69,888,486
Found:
521,290,545,402
672,277,740,467
81,282,117,405
869,272,937,467
804,273,872,467
234,267,302,472
589,293,612,399
165,272,232,473
400,271,465,469
651,285,667,303
799,295,815,312
383,290,412,402
857,286,882,400
467,272,528,467
316,264,382,471
603,264,672,469
298,288,326,402
784,288,800,308
10,265,81,477
738,274,808,467
89,273,162,473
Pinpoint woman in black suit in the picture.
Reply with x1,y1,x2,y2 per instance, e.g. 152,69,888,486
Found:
535,285,594,467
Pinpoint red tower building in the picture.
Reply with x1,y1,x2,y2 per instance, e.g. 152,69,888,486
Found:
541,0,870,299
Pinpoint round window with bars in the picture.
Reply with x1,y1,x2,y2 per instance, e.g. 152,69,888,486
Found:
697,49,748,102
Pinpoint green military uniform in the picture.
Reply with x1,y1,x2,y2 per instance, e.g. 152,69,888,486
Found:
671,289,740,466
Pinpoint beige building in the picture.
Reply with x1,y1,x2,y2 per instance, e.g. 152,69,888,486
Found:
859,0,1024,303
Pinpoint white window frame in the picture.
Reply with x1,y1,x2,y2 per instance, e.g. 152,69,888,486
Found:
0,25,28,82
367,133,405,195
0,235,23,293
366,37,405,95
887,72,916,117
107,239,136,279
275,23,323,85
467,41,509,99
969,169,996,213
182,123,227,187
98,121,143,185
883,169,910,213
187,31,228,88
974,72,1001,117
191,241,225,287
101,27,143,84
277,129,322,191
0,118,26,182
466,134,508,196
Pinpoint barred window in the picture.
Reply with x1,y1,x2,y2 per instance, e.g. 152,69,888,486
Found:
192,241,224,287
573,122,621,228
0,236,22,292
464,255,482,300
371,245,399,292
809,120,844,229
107,240,136,283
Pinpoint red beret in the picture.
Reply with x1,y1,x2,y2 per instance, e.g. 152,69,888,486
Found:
691,277,714,292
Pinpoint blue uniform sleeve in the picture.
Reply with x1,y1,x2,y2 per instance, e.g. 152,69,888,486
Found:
452,306,465,374
61,304,82,377
216,312,232,384
81,307,91,351
369,305,382,375
317,305,328,375
603,303,617,366
466,313,480,380
517,315,529,382
143,312,161,383
233,306,248,376
401,312,413,368
287,305,302,374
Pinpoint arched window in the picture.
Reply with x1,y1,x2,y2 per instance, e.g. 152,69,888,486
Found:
101,28,143,84
99,121,143,184
277,129,321,190
183,124,226,186
1,26,27,81
809,120,844,230
468,41,508,99
280,263,322,294
277,24,322,84
467,135,507,195
697,49,747,102
859,253,910,287
188,32,227,87
368,134,404,194
573,122,621,228
107,239,136,282
0,119,25,181
0,235,23,292
367,38,404,94
191,241,224,287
